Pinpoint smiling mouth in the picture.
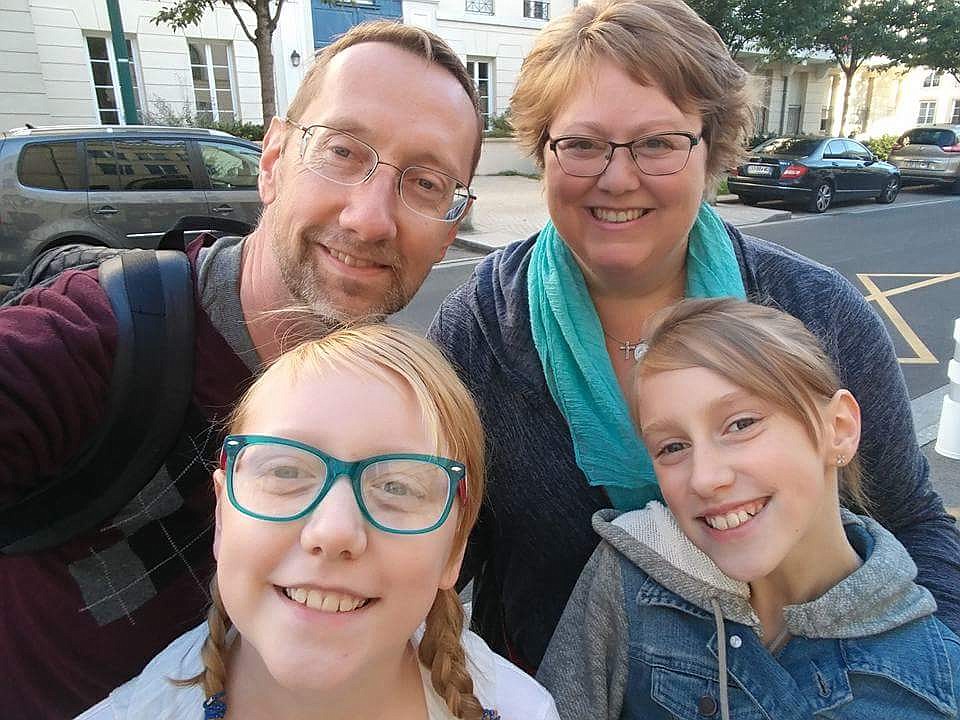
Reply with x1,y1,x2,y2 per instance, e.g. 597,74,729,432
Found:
590,207,649,223
701,498,768,531
281,586,372,613
325,246,384,269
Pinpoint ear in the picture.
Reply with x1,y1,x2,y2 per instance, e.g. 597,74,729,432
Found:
823,389,861,467
258,116,289,207
212,468,226,561
433,215,463,264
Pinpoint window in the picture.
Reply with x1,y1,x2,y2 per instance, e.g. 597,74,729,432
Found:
923,72,941,88
952,99,960,125
843,140,872,161
189,41,237,122
200,142,260,190
467,59,493,130
86,139,195,191
85,36,144,125
825,140,845,157
917,101,937,125
18,142,84,191
524,0,550,19
465,0,493,13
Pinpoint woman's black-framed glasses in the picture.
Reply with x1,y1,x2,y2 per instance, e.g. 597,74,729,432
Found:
547,131,702,177
285,120,475,223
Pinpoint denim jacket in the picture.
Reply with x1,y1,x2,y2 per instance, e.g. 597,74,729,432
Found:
538,504,960,719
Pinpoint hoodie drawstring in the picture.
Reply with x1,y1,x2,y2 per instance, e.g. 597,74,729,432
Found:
710,598,731,720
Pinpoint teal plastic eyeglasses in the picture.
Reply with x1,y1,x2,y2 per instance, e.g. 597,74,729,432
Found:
220,434,467,535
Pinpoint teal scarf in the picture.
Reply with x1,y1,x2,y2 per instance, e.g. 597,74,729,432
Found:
528,202,747,509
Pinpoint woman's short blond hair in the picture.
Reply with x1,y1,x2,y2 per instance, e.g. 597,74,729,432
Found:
510,0,756,185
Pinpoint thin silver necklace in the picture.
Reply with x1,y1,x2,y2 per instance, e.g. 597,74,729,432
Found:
603,330,648,361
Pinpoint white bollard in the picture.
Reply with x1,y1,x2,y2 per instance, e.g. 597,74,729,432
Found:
935,318,960,460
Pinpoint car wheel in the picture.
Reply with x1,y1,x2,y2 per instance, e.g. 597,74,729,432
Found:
876,176,899,204
807,182,833,213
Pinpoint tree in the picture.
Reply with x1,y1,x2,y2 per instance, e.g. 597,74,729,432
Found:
686,0,834,58
153,0,286,125
898,0,960,83
808,0,913,135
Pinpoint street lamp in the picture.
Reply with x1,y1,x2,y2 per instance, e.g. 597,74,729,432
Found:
290,50,301,68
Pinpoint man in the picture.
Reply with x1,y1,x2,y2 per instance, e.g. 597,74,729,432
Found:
0,22,482,719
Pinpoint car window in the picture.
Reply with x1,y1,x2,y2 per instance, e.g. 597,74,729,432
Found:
902,128,958,147
112,139,195,191
18,141,84,190
825,140,846,157
86,140,119,191
843,140,871,160
754,137,821,156
199,141,260,190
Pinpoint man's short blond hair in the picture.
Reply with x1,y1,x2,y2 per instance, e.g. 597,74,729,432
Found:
511,0,756,185
285,21,484,180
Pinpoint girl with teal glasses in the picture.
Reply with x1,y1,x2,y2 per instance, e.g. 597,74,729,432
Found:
78,325,558,720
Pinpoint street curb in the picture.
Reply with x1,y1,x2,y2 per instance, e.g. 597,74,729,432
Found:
453,236,497,255
913,384,949,446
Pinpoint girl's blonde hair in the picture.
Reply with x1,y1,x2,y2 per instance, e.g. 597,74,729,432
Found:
184,324,487,719
510,0,756,187
632,298,868,511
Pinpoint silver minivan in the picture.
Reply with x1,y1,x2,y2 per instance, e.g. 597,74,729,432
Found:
886,124,960,193
0,125,262,286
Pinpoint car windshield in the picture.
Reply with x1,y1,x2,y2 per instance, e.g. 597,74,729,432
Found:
901,128,958,147
753,137,822,156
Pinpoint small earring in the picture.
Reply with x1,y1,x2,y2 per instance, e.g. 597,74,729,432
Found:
836,454,846,466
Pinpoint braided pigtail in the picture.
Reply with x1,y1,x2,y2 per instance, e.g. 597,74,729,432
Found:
418,588,484,720
173,576,233,698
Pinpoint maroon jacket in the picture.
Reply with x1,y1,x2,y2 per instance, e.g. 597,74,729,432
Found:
0,240,253,719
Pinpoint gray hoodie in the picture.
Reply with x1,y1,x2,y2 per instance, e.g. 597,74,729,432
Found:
538,503,958,720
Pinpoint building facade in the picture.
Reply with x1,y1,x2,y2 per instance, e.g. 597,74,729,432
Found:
1,0,314,131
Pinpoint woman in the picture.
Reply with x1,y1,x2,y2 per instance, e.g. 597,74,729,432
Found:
428,0,960,675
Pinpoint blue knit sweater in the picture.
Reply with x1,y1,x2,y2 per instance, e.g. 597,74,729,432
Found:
428,224,960,672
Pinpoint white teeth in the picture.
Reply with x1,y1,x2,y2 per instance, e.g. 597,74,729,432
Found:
329,248,377,268
283,587,368,613
591,207,647,223
704,500,766,531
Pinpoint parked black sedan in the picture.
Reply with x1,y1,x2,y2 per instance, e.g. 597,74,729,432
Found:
727,136,901,213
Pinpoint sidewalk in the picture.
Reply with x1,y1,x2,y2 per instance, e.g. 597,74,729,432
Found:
456,175,791,253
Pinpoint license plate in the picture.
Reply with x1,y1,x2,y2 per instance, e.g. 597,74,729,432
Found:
903,160,936,169
746,164,774,176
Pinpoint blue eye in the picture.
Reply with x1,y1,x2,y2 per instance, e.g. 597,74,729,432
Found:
728,417,758,433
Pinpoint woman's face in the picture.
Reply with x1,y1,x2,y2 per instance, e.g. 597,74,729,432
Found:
213,365,464,694
543,57,708,289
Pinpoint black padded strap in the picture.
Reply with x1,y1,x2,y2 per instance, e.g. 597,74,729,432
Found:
0,250,195,553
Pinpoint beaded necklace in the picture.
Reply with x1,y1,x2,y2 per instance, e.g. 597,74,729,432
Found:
204,691,502,719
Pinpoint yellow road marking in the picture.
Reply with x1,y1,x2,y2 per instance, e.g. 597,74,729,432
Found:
860,272,960,302
857,274,939,364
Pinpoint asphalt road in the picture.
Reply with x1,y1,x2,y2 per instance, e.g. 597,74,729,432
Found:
397,186,960,400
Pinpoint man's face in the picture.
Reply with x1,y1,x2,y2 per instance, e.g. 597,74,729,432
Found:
257,42,478,323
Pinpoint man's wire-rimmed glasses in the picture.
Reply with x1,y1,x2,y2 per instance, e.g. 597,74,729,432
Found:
220,434,467,535
547,131,702,177
285,120,475,223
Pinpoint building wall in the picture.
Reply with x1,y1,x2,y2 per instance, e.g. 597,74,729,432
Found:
855,66,960,137
0,0,313,131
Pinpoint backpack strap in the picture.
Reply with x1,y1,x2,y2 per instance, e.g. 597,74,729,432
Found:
0,250,195,554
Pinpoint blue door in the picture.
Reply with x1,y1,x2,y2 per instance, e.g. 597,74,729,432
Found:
312,0,403,48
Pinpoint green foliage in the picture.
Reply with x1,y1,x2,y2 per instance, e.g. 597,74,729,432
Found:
484,110,514,138
153,0,218,31
896,0,960,83
685,0,835,57
862,134,901,161
140,97,265,141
